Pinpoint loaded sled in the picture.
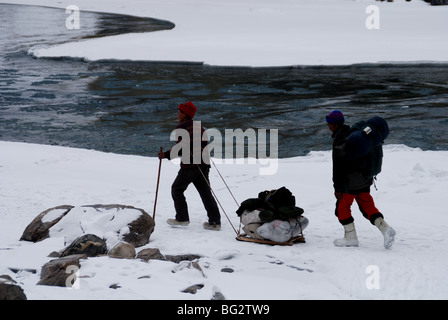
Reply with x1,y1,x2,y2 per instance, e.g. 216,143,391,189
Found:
235,187,308,246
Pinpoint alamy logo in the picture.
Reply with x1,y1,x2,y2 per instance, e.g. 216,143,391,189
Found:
365,265,380,290
365,5,380,30
65,265,80,289
169,121,278,175
66,5,80,30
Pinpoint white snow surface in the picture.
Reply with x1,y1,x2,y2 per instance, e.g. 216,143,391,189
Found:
1,141,447,300
2,0,448,66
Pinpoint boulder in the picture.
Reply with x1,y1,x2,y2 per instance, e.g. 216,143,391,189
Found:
108,242,136,259
20,204,155,248
0,275,27,300
20,205,74,242
60,234,107,258
37,254,86,287
137,248,166,262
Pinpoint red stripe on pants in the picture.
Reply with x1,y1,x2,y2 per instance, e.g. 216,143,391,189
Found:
336,192,379,223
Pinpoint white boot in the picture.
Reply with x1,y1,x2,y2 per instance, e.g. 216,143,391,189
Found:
334,222,359,247
374,217,396,249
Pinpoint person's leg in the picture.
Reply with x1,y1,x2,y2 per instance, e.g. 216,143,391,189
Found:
335,193,356,225
192,166,221,225
171,168,196,222
356,192,396,249
355,192,383,224
334,193,358,247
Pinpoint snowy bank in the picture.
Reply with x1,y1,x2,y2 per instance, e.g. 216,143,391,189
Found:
3,0,448,66
1,141,447,299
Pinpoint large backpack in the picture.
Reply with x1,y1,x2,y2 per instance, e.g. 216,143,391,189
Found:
345,116,389,179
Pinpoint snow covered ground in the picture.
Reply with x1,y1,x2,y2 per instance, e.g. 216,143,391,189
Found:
3,0,448,66
1,141,447,300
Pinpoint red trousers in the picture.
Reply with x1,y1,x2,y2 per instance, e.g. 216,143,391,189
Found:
335,192,382,225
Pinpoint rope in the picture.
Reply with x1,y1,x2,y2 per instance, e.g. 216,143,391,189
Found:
209,157,240,208
208,157,242,234
185,145,241,234
195,163,239,235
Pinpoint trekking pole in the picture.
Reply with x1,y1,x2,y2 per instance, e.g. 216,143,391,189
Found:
153,146,163,221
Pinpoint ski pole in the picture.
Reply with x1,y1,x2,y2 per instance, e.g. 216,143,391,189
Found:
153,146,163,221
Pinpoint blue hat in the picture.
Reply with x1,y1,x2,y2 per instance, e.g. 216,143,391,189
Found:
326,110,345,124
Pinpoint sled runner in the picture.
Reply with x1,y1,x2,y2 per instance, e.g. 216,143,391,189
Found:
236,234,305,246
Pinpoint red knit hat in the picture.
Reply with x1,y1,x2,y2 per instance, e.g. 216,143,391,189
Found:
178,102,197,119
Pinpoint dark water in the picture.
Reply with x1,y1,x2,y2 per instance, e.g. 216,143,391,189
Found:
1,4,448,158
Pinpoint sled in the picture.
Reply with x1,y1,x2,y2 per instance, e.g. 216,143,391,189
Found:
236,234,305,246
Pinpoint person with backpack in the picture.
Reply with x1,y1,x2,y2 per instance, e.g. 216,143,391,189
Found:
326,110,396,249
158,102,221,231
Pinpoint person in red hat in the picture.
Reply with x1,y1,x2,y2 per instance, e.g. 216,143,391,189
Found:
158,102,221,231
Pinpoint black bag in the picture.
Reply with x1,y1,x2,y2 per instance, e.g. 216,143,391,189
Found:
236,187,304,222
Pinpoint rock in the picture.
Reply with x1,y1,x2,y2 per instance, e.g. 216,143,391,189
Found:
118,208,155,248
136,249,203,264
0,275,27,300
108,242,136,259
20,205,74,242
172,261,207,278
137,248,166,262
60,234,107,258
48,251,61,258
37,254,86,287
221,267,234,273
211,289,226,300
20,204,155,248
82,204,155,247
0,275,16,283
181,284,204,294
165,254,202,264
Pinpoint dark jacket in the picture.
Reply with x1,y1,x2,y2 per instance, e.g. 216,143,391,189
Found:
331,125,373,193
164,119,210,168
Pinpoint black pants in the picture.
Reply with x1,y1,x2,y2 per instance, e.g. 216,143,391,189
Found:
171,165,221,224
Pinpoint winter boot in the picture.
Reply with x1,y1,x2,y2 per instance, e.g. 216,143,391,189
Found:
203,221,221,231
167,218,189,226
334,222,359,247
374,217,396,249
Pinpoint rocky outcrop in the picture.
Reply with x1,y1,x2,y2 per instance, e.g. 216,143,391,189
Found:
20,204,155,248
